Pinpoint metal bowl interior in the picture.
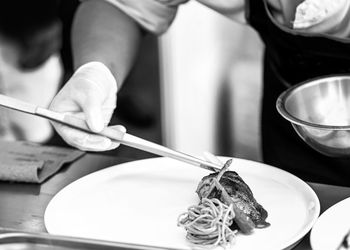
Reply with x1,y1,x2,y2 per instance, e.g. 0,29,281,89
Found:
276,75,350,157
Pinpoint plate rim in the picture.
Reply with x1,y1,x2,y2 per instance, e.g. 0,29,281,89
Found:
310,196,350,250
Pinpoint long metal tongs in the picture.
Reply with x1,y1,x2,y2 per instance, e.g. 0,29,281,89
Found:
0,94,221,172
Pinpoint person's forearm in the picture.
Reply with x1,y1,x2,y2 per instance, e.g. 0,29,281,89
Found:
72,0,142,88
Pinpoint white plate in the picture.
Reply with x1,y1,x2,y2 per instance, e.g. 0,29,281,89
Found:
310,197,350,250
45,157,320,250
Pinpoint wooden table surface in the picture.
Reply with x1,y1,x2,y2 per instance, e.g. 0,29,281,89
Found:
0,152,349,249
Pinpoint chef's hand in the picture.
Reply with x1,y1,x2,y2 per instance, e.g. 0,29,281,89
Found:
49,61,125,151
293,0,350,35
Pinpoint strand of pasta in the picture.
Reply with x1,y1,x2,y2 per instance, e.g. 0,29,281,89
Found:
177,197,237,248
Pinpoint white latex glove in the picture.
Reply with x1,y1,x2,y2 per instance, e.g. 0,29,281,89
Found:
49,61,125,151
293,0,350,36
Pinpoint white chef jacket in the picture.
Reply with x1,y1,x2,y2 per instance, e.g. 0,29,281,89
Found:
83,0,350,37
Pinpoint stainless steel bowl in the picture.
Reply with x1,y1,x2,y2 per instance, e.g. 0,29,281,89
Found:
276,75,350,157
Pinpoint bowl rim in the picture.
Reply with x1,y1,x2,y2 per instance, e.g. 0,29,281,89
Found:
276,74,350,130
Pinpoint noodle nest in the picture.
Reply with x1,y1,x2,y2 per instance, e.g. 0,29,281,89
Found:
177,197,237,248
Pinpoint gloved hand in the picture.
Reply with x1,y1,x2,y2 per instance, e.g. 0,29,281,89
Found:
293,0,350,36
49,61,125,151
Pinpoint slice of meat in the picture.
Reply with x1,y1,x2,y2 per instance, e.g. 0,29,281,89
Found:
196,170,270,230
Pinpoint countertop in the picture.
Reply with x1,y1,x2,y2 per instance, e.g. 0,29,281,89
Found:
0,152,349,249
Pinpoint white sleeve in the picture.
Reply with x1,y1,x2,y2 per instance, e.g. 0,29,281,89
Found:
82,0,189,35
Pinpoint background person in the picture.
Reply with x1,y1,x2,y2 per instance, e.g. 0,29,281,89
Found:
0,0,62,142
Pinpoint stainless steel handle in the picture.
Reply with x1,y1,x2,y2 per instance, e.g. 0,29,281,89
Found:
36,108,221,172
121,134,220,172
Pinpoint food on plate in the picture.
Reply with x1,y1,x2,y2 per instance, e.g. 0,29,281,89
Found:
338,229,350,250
177,159,270,248
197,169,269,230
178,197,237,247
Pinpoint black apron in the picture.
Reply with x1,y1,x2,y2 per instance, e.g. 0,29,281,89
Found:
246,0,350,186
